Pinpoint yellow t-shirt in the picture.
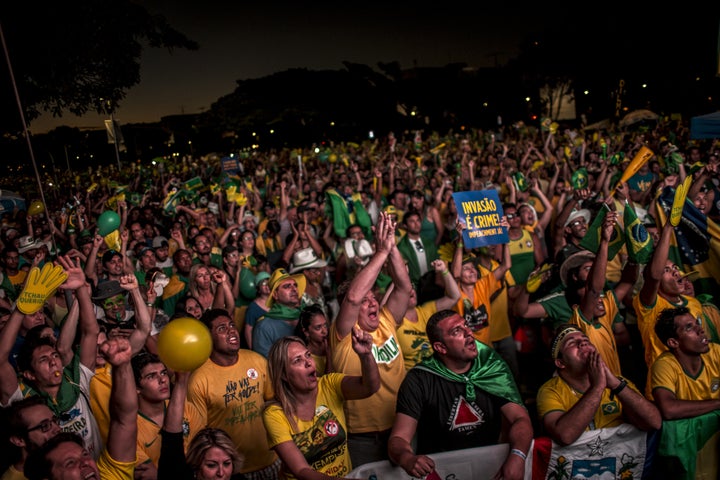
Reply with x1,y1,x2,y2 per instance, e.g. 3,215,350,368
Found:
0,465,25,480
570,292,622,377
311,353,327,377
650,343,720,402
263,373,351,479
136,401,204,467
7,271,27,297
330,307,405,433
397,301,437,370
633,294,703,371
453,273,502,346
187,351,277,474
478,260,515,342
89,364,113,446
651,344,720,479
97,448,135,480
537,375,640,431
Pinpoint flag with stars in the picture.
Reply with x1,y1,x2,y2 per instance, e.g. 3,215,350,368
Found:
656,186,720,299
624,201,653,264
531,424,649,480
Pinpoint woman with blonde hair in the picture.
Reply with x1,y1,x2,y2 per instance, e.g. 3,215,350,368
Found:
159,371,246,480
262,331,379,479
187,263,234,314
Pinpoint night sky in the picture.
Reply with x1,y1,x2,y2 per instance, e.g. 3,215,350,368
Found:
27,4,720,133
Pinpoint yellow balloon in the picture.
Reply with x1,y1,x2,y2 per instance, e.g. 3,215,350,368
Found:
28,200,45,216
157,317,213,372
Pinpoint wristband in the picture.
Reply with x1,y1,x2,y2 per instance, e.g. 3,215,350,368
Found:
441,270,449,276
145,302,155,308
510,449,527,461
457,242,464,248
610,378,627,400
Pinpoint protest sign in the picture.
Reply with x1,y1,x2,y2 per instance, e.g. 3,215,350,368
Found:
452,190,508,248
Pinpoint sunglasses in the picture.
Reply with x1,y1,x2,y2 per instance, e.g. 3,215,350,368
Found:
27,415,59,433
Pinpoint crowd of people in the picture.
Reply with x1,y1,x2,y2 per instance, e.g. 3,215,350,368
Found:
1,117,720,480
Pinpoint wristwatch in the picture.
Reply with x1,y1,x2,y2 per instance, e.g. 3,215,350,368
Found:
610,378,628,400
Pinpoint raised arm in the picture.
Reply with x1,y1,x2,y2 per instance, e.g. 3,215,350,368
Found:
83,234,105,286
579,209,615,319
101,337,138,463
334,213,394,339
432,259,461,310
120,274,152,355
340,327,381,399
638,213,672,307
380,216,411,324
0,309,22,404
210,268,234,315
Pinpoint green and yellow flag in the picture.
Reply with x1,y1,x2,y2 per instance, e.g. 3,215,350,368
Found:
579,207,625,261
624,202,653,264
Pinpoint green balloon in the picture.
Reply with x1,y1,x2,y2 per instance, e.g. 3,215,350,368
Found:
239,269,257,299
97,210,120,237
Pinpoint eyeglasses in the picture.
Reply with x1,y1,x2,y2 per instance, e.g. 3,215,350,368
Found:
27,415,59,433
506,214,517,219
570,220,586,227
414,240,424,253
103,297,125,309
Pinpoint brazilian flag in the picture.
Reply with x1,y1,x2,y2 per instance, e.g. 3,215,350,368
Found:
513,171,529,192
325,188,352,238
571,167,589,190
579,207,625,261
624,202,653,264
656,186,720,299
658,411,720,480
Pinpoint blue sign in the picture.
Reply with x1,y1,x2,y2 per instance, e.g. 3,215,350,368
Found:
221,156,239,175
452,189,508,248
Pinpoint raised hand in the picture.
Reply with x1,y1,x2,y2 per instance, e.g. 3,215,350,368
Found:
16,263,68,314
351,326,373,356
118,274,139,291
57,255,86,290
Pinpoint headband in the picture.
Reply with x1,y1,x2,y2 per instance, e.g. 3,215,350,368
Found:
551,325,583,359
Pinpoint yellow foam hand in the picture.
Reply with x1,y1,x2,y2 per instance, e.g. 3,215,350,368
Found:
225,185,238,203
235,192,247,206
17,263,68,314
670,175,692,227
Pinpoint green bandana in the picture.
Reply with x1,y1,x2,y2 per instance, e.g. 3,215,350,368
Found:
20,354,82,416
266,303,301,320
416,340,522,405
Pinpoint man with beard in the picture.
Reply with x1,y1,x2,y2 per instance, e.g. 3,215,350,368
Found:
190,233,222,269
188,308,280,479
252,268,305,358
161,249,194,317
397,211,438,290
1,396,62,480
389,309,532,480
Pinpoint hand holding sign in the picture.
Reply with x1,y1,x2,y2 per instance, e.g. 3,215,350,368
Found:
16,263,69,314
